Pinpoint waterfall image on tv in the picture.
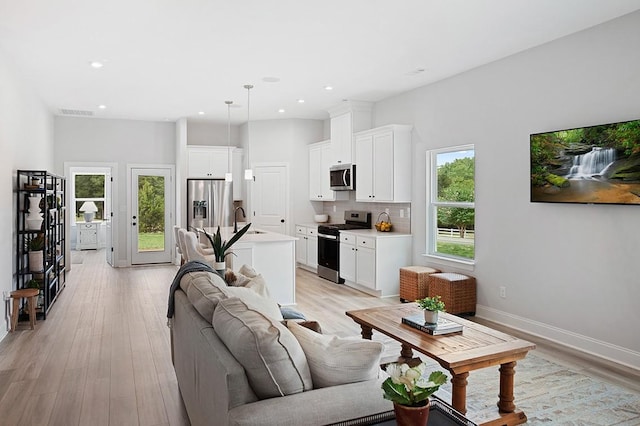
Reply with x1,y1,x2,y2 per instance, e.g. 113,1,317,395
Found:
530,118,640,205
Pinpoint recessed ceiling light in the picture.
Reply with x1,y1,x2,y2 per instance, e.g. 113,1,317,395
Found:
263,77,280,83
297,99,305,104
198,111,205,115
98,105,106,109
324,85,333,91
90,61,104,69
278,109,285,113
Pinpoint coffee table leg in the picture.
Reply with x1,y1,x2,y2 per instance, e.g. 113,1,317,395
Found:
400,343,413,359
498,361,516,413
359,324,373,340
451,372,469,414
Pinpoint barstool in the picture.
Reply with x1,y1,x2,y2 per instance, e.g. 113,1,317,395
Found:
10,288,39,331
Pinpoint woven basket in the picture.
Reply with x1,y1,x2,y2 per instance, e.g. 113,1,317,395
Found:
399,266,441,302
427,273,477,316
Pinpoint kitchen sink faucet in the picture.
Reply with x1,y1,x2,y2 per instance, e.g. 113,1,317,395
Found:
234,206,246,233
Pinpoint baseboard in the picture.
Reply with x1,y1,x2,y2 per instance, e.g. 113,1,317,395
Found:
476,304,640,373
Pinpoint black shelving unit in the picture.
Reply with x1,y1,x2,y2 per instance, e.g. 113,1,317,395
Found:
16,170,66,320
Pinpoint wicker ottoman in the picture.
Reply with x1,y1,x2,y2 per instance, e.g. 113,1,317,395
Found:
399,266,441,302
427,273,477,316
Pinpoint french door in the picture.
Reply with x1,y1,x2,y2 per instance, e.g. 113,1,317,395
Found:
131,167,173,265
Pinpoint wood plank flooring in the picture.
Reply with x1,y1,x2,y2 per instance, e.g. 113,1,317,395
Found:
1,250,638,425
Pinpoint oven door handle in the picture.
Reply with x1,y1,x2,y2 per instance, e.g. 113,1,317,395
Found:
317,233,338,240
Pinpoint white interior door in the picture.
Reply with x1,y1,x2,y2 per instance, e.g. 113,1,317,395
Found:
131,167,172,265
252,164,288,234
104,170,113,265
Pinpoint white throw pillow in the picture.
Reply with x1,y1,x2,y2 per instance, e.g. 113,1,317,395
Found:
213,298,313,399
222,286,283,321
287,321,384,388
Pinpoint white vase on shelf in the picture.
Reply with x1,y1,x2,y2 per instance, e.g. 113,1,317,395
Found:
26,196,43,230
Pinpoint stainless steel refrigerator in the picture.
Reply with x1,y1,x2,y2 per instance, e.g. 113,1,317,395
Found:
186,179,234,231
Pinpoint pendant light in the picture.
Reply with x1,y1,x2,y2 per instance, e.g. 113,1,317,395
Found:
225,100,233,182
244,84,254,180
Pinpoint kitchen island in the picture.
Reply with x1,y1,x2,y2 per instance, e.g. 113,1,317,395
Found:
202,226,297,305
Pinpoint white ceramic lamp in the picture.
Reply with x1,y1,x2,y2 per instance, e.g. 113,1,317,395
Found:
80,201,98,222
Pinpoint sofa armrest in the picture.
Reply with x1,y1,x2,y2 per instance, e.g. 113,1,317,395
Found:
228,377,392,426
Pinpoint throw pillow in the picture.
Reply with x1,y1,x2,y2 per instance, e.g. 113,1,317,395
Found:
213,297,313,399
287,321,384,388
280,306,306,320
181,271,226,322
239,264,258,278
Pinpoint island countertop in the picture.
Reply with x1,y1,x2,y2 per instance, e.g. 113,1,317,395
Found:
202,226,297,243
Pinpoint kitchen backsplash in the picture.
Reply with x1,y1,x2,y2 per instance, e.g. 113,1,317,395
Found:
318,199,411,234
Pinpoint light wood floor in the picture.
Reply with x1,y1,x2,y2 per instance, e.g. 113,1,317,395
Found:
1,250,638,425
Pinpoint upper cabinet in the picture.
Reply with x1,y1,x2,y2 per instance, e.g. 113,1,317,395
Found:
328,101,372,165
186,146,244,200
354,125,413,203
308,141,348,201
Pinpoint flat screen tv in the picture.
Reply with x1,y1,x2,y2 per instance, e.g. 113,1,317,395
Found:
530,118,640,205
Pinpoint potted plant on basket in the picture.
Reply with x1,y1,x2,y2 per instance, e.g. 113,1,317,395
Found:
199,223,252,273
417,295,445,324
26,233,45,272
382,362,448,426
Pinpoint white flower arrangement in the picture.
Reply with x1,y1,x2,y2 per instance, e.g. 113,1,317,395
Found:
381,362,447,407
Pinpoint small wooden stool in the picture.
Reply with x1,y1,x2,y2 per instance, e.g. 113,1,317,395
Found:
427,273,477,316
10,288,39,331
399,266,441,302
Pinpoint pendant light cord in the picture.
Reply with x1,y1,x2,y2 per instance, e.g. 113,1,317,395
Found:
225,100,233,176
244,84,253,179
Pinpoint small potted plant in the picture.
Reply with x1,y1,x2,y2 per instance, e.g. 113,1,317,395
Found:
416,295,445,324
199,223,252,273
25,233,45,272
382,362,447,426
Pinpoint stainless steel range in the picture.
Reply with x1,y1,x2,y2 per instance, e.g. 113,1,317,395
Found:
317,210,371,283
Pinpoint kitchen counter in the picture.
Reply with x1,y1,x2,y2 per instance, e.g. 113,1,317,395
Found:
202,226,297,306
340,228,412,237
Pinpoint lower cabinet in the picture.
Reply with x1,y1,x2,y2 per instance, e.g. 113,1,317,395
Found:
340,231,411,297
295,225,317,271
76,222,99,250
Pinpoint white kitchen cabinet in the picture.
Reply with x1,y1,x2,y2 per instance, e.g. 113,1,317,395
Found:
340,231,411,297
354,125,413,203
308,141,347,201
77,222,99,250
328,101,372,165
187,146,244,200
295,225,318,271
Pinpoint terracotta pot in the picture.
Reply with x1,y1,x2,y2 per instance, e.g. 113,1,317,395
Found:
423,309,439,324
393,401,430,426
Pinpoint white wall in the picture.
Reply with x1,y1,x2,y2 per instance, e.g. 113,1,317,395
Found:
0,49,54,337
54,117,176,266
374,11,640,369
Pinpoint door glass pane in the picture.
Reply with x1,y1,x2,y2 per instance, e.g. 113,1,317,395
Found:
138,175,165,252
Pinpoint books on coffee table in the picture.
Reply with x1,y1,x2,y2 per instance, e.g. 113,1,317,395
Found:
402,314,463,335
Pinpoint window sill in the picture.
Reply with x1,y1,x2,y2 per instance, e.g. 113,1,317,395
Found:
421,253,475,272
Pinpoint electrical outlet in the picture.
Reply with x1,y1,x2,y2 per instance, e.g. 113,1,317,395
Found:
399,209,404,218
3,291,10,301
333,205,336,212
499,286,506,299
385,208,390,215
407,207,411,219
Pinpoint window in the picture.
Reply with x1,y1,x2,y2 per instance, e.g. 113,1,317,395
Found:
74,173,106,223
427,145,475,262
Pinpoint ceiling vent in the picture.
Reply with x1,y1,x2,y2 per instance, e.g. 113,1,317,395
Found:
60,108,94,116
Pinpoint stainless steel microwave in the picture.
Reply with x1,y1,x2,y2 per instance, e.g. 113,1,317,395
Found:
329,164,355,191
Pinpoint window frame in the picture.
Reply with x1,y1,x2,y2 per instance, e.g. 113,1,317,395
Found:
425,144,476,266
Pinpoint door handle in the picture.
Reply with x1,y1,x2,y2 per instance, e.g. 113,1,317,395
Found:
132,222,137,226
280,219,285,223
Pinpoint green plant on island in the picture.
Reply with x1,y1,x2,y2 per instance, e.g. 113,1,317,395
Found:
199,223,252,262
381,362,447,407
416,295,445,312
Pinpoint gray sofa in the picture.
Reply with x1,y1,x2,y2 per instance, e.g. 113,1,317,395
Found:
171,270,393,426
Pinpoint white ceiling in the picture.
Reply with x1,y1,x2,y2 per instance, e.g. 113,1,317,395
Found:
2,0,640,124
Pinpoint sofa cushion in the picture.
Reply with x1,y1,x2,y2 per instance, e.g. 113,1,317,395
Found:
287,321,384,388
180,271,226,322
213,297,313,399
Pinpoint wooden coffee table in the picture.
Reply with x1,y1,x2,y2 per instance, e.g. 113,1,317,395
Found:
346,304,535,426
